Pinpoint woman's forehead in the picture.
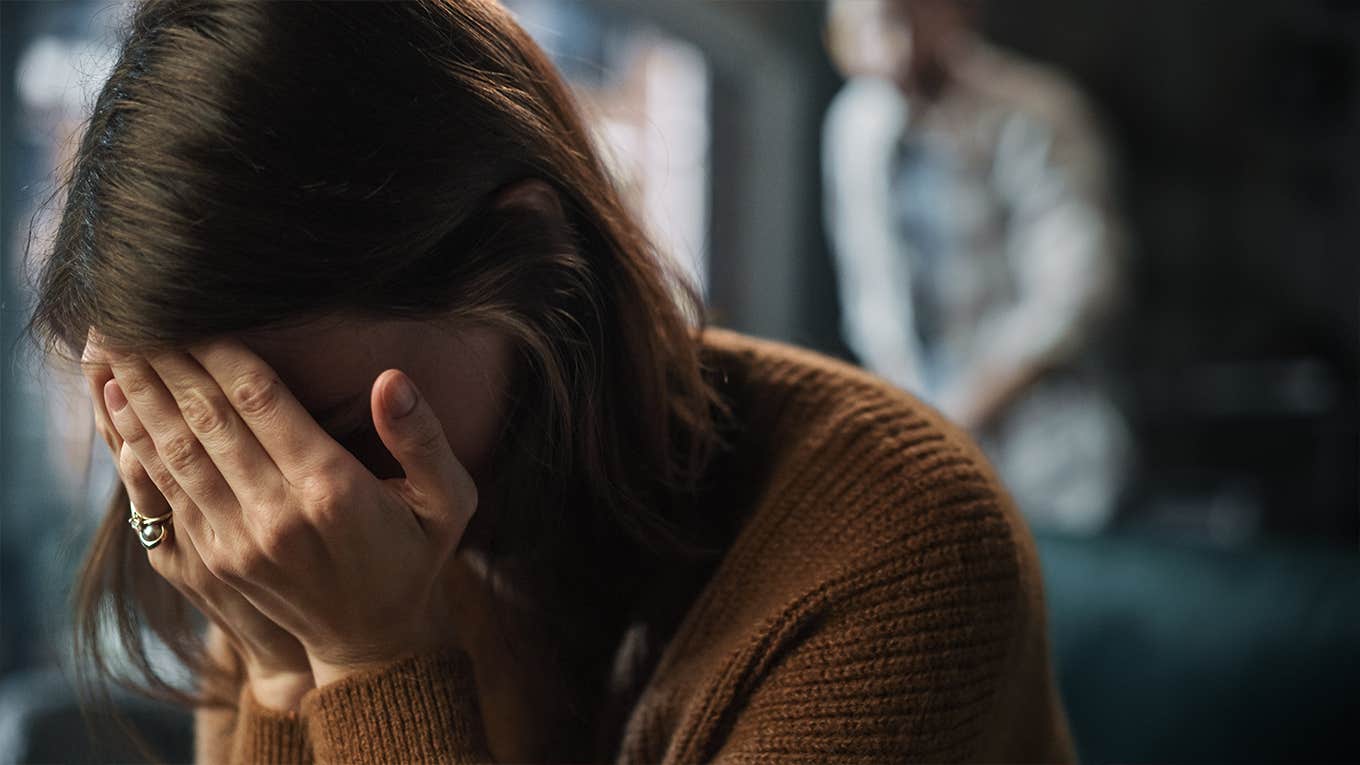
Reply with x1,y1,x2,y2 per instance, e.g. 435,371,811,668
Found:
230,316,499,416
234,319,414,411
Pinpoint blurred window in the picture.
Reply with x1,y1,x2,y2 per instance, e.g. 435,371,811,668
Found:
507,0,711,296
4,0,126,675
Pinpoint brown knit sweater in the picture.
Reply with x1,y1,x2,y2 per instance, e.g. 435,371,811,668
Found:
196,328,1075,764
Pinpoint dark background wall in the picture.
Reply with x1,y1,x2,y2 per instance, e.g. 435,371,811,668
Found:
982,0,1359,543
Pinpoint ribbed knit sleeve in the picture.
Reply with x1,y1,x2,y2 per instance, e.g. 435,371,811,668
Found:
230,684,311,764
297,645,495,764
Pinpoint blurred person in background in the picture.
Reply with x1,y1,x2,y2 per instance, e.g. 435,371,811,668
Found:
20,0,1073,762
823,0,1134,534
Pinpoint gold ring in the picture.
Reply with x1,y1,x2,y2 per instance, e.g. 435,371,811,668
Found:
129,500,173,550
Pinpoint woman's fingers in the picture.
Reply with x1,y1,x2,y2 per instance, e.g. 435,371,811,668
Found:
82,328,120,455
106,356,243,531
105,379,229,543
372,369,477,546
115,436,259,635
188,338,349,484
145,351,285,509
116,439,201,579
114,431,309,674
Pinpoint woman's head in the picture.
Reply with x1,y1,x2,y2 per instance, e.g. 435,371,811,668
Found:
28,0,725,709
33,0,724,540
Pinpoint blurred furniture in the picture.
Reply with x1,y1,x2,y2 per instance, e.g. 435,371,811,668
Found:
0,668,191,764
1038,531,1360,763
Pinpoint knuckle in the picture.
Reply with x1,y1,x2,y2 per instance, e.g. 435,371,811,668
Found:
180,390,231,438
118,446,150,485
201,546,240,581
113,409,148,443
118,373,157,401
298,473,349,514
199,551,228,580
256,517,303,560
198,522,217,547
144,462,181,502
161,433,203,474
116,443,136,473
229,372,281,419
233,547,268,579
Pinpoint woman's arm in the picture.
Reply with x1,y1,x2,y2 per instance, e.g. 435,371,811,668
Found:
295,645,496,764
823,77,931,395
197,623,313,765
942,103,1124,431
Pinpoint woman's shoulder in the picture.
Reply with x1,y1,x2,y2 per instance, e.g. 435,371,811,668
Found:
700,325,992,465
696,326,1038,614
700,327,1007,506
622,329,1069,762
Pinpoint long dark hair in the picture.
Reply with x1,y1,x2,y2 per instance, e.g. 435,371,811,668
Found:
25,0,728,756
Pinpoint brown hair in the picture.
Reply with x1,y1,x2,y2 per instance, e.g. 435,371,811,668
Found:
25,0,727,751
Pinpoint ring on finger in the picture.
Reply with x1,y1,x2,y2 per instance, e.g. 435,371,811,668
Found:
129,499,174,550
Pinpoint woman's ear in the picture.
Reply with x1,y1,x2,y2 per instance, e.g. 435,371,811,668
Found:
492,178,569,233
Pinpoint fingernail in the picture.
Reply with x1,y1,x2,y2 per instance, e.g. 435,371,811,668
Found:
104,380,127,413
389,374,417,419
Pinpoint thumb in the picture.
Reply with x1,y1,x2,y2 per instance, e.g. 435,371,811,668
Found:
371,369,478,535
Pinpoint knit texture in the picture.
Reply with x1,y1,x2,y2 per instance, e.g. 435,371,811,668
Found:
196,328,1074,764
232,684,310,764
300,647,492,763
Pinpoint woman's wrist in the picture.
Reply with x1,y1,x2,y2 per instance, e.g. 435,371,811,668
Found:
307,633,458,689
246,667,315,713
308,648,433,689
309,658,374,689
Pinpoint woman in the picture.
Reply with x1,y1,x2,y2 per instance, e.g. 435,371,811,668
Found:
28,0,1074,762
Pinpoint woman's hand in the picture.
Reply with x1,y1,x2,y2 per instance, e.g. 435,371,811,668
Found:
100,337,477,688
83,331,314,710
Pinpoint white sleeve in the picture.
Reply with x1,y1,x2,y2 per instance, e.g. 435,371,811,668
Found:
821,78,928,394
973,102,1123,374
